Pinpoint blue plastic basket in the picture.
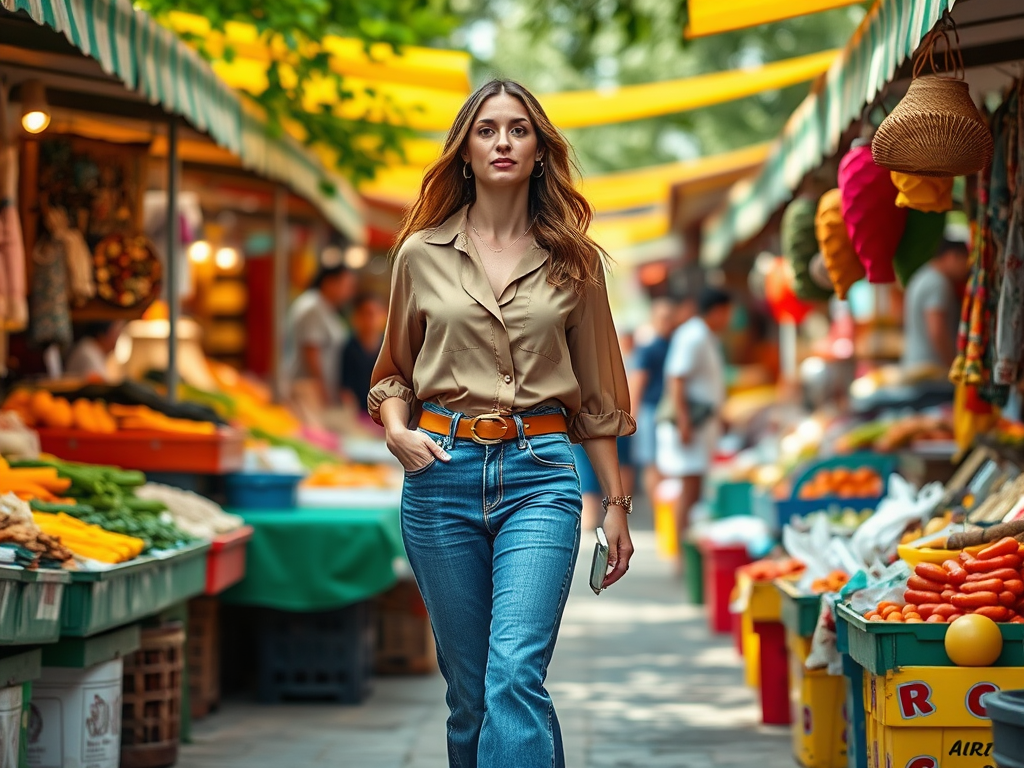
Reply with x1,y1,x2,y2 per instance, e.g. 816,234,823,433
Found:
225,473,304,510
759,452,898,533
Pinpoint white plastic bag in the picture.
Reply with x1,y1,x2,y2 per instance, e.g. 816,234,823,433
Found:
849,475,943,567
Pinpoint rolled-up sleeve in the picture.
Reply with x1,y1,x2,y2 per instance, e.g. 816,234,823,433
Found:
367,248,423,425
565,266,636,442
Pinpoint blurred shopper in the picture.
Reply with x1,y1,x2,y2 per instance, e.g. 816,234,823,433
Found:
901,237,970,372
282,262,356,420
657,287,732,555
65,321,123,381
368,80,634,768
629,296,688,502
340,293,387,413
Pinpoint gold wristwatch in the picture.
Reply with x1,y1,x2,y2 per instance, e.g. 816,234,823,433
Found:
602,495,632,515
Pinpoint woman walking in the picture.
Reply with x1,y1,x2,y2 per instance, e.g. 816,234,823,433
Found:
368,79,635,768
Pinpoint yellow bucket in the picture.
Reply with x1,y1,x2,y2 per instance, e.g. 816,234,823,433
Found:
654,479,681,559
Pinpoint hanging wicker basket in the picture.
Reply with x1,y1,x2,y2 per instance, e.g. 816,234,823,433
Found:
872,19,993,177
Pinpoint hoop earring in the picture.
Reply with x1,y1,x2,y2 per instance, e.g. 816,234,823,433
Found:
532,161,545,179
463,162,473,179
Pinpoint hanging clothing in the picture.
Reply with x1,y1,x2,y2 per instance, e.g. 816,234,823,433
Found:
996,79,1024,385
27,235,72,351
0,144,26,331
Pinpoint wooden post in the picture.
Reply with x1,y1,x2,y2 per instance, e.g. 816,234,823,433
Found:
272,186,288,402
166,118,180,402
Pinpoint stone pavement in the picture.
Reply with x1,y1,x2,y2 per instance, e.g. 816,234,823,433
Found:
180,528,794,768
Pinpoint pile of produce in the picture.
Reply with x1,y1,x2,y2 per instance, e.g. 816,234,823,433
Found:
302,463,396,489
0,493,73,568
250,428,342,470
1,390,216,436
32,512,145,564
0,456,72,502
13,458,193,552
737,558,806,582
134,483,244,540
837,414,953,453
864,537,1024,623
810,570,851,594
797,466,884,500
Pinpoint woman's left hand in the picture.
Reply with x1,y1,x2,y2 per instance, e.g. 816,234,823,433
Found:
602,507,633,588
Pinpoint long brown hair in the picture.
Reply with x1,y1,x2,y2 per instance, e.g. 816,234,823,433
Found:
394,79,606,292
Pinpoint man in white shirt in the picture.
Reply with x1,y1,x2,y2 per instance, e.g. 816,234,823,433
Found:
657,287,732,553
282,263,357,419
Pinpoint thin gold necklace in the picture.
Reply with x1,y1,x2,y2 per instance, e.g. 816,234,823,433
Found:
469,217,536,254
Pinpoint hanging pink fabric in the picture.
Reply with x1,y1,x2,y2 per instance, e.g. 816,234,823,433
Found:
838,144,908,284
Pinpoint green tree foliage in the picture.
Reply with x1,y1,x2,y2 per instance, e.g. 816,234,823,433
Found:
138,0,459,183
463,0,868,174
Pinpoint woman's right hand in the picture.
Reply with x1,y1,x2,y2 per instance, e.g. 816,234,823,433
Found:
386,427,451,472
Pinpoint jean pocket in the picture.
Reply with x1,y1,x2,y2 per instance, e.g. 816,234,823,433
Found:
525,434,575,470
404,456,438,477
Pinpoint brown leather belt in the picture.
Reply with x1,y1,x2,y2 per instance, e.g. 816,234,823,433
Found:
418,410,568,445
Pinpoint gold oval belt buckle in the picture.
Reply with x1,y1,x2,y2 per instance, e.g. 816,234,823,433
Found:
469,413,508,445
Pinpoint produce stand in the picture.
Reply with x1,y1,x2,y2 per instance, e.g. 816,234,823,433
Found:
61,542,210,637
0,566,70,645
839,603,1024,673
220,506,403,612
35,428,245,474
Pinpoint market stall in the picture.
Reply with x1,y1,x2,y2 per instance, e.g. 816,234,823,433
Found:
685,0,1024,765
0,1,422,765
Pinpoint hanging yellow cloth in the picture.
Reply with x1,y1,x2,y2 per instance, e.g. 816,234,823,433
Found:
953,383,999,457
686,0,864,38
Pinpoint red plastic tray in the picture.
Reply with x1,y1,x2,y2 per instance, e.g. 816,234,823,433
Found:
205,526,254,595
36,428,245,474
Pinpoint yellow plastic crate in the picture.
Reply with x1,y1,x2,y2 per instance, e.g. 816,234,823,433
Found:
749,578,783,623
868,666,1018,727
865,666,1018,768
787,631,847,768
875,722,994,768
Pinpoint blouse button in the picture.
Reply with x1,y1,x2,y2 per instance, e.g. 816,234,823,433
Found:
503,374,512,384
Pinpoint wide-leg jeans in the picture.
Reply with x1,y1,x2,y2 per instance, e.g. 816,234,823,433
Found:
401,403,582,768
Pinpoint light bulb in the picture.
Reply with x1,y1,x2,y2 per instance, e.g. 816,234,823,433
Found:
20,80,50,134
215,247,239,270
188,241,211,263
21,110,49,134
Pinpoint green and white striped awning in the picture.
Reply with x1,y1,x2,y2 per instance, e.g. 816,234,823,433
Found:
702,0,955,265
1,0,364,243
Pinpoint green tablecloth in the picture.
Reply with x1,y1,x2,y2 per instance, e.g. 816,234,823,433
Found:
220,506,404,612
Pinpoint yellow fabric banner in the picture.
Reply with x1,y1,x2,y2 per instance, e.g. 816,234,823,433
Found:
686,0,863,38
361,143,769,218
163,11,472,93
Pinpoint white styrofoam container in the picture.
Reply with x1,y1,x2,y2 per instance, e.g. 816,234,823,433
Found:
27,659,123,768
0,685,22,768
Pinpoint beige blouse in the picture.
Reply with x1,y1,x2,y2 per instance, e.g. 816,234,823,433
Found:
367,206,636,443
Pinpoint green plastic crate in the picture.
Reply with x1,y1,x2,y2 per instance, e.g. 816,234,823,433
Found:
706,479,753,519
776,580,821,639
0,567,70,646
61,542,209,637
682,540,704,605
41,624,140,668
837,603,1024,676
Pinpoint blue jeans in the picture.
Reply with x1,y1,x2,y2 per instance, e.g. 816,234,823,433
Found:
401,403,582,768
